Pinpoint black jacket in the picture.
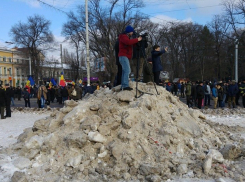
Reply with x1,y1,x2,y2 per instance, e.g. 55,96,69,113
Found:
196,85,205,99
0,88,6,107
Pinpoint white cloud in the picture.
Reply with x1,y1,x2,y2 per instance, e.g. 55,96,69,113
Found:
150,14,192,24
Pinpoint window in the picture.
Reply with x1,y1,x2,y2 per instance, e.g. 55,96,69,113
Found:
3,57,6,62
17,59,19,63
0,67,2,75
4,68,6,75
8,68,12,75
8,58,12,62
16,68,19,76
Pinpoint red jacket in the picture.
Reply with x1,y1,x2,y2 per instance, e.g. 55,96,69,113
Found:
118,33,138,59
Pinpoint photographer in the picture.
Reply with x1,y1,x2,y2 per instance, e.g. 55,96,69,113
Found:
151,45,168,85
118,25,142,91
131,33,148,80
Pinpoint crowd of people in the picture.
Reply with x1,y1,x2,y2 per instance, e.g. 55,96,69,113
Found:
0,82,108,119
162,80,245,109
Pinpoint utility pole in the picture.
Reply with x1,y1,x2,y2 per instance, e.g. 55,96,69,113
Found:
85,0,90,86
60,44,64,75
29,56,31,76
235,39,239,83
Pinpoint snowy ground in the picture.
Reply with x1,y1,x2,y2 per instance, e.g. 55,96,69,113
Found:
0,111,244,182
0,112,49,182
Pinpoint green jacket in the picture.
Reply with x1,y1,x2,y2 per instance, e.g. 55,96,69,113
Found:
185,83,192,96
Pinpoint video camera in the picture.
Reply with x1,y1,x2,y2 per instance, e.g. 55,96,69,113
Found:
133,32,148,42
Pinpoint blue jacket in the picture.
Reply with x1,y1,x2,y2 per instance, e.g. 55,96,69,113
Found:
151,49,166,72
212,87,218,97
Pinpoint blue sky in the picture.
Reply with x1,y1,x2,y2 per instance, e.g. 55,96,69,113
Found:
0,0,226,59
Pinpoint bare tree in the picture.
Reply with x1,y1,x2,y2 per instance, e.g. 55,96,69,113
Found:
62,0,146,82
9,14,54,82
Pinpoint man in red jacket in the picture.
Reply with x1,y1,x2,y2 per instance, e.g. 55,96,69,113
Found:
118,25,142,90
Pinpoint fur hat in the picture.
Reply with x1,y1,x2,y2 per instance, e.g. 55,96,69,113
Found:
125,25,134,33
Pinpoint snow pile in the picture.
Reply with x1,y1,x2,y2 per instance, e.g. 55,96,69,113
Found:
3,82,245,181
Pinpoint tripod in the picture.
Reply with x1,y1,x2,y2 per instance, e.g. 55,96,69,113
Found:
135,44,159,98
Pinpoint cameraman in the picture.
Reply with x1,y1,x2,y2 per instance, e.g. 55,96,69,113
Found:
118,25,142,91
131,33,148,81
151,45,168,85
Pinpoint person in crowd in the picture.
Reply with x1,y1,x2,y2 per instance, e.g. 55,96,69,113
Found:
5,84,11,117
74,84,83,100
57,86,62,104
23,87,31,107
204,82,211,107
177,82,181,96
196,81,205,109
30,87,34,98
181,82,185,98
191,82,197,107
227,80,238,108
37,85,47,108
173,82,178,96
61,86,69,103
151,45,168,85
239,79,245,108
16,86,22,101
166,82,172,92
46,86,51,106
0,84,6,119
236,81,241,106
143,58,153,83
10,86,15,106
69,85,76,100
50,86,55,103
217,84,224,108
118,25,142,90
212,84,218,109
185,81,193,108
222,82,228,107
34,85,38,98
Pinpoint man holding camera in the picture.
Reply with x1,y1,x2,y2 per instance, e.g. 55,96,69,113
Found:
118,25,142,91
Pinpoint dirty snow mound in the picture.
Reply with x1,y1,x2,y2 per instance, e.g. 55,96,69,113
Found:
5,82,245,181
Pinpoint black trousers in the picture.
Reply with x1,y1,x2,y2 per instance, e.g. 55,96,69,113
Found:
243,96,245,108
186,95,193,107
6,104,11,117
197,98,202,109
153,71,160,85
0,107,4,119
25,99,30,107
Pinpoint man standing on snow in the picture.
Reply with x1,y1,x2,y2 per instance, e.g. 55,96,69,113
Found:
196,81,205,109
118,25,142,91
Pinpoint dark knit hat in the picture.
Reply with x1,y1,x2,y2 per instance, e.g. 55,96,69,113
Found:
125,25,134,33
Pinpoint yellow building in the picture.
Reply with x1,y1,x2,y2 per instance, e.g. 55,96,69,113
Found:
0,48,14,86
0,48,29,87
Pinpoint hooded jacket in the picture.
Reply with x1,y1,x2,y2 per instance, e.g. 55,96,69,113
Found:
118,33,138,59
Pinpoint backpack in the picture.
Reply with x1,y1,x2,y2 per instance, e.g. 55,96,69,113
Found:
71,89,77,96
